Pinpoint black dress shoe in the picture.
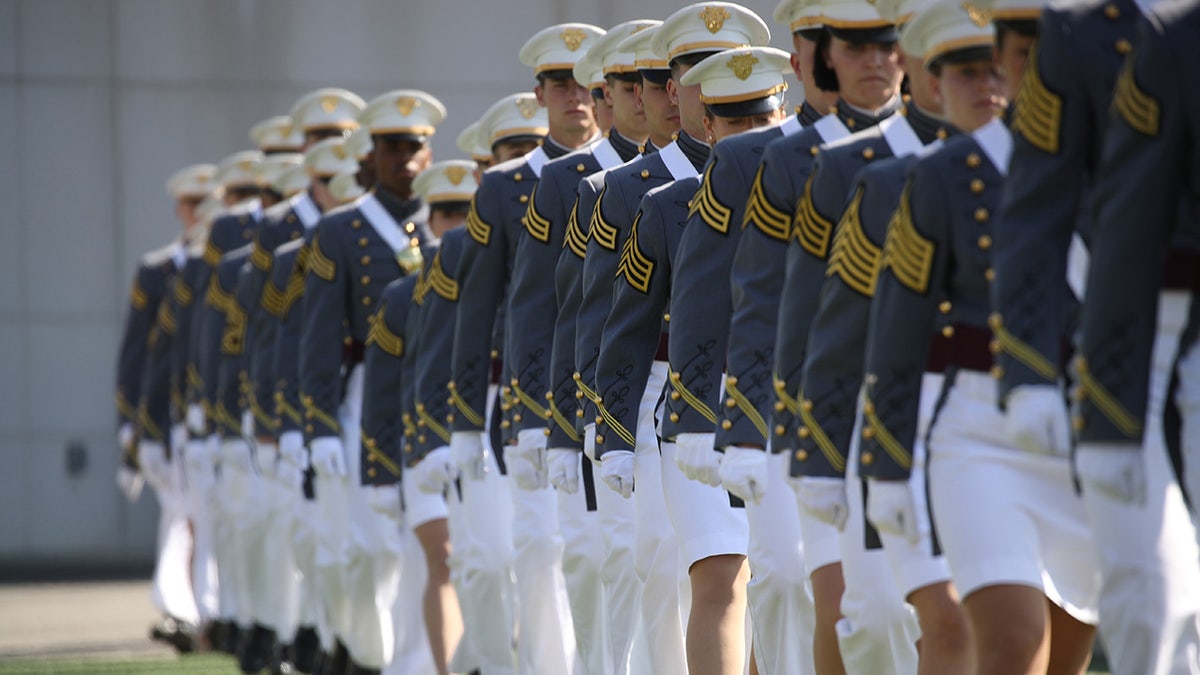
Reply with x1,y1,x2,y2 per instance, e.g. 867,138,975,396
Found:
319,640,349,675
221,622,243,655
149,616,198,654
291,626,320,673
237,623,277,673
343,662,381,675
268,640,293,674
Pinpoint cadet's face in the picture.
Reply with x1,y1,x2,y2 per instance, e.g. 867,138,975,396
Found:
302,128,346,152
493,139,540,162
175,196,202,229
703,107,785,144
223,186,259,206
994,32,1036,103
668,63,707,139
592,90,616,130
791,34,837,113
429,209,467,238
373,137,432,195
356,152,377,191
934,60,1003,132
902,52,940,114
825,38,903,110
637,79,680,145
605,78,647,138
536,77,595,134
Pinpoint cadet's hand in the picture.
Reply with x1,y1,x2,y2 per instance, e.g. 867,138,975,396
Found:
450,431,486,480
674,433,722,487
137,440,170,492
1004,385,1071,456
547,448,580,494
309,437,347,479
278,431,308,470
582,424,598,464
118,423,136,455
185,404,206,436
415,446,456,494
254,441,278,479
365,485,402,521
509,429,548,491
792,476,849,530
219,438,253,474
1075,443,1146,506
116,466,144,502
600,450,636,499
720,445,769,504
866,478,925,545
169,424,188,459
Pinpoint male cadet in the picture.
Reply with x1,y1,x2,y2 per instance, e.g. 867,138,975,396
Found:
300,89,443,675
447,23,604,674
1074,0,1200,669
119,163,216,653
371,160,482,675
596,44,788,675
457,121,493,173
501,20,653,675
987,0,1200,666
415,94,548,675
792,2,983,673
186,149,266,655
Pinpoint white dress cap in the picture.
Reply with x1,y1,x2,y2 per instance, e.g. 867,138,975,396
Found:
678,45,791,108
304,137,358,179
274,163,310,198
899,0,995,65
259,153,304,192
359,89,447,138
412,160,481,204
774,0,826,31
478,93,549,148
456,121,492,162
249,115,303,152
329,170,365,204
589,20,661,76
651,3,771,62
519,23,607,75
166,163,218,199
289,88,366,133
344,126,374,162
215,150,266,189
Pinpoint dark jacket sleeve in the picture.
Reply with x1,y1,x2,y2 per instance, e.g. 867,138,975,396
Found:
138,295,175,447
299,220,349,443
547,188,590,449
576,174,624,432
361,280,411,486
116,263,165,431
212,256,247,439
271,242,308,437
415,232,466,454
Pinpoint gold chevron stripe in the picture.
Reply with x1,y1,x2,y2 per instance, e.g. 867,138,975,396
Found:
692,160,733,234
1011,43,1063,154
564,197,589,259
524,185,553,243
466,194,492,246
743,164,790,241
616,213,655,293
826,187,881,297
590,187,619,251
1113,54,1160,137
879,182,935,294
249,240,272,271
307,234,336,281
428,249,460,301
366,309,404,357
793,171,833,259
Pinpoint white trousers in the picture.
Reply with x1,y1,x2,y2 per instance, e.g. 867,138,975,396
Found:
561,451,610,675
1179,309,1200,542
150,457,200,625
182,439,219,624
511,477,576,673
1083,291,1200,675
254,453,301,641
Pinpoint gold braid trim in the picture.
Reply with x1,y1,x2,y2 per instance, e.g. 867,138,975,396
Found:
990,317,1058,381
743,165,790,241
1112,54,1160,137
130,281,148,311
773,377,800,414
862,394,912,470
363,436,402,477
174,278,194,307
366,309,404,357
249,240,273,272
616,213,654,293
792,171,834,259
724,377,768,440
796,392,847,473
307,234,336,281
564,197,589,259
590,187,619,251
524,185,553,243
826,187,881,297
449,387,484,428
203,240,221,266
669,370,718,424
692,160,733,233
1010,43,1063,154
302,398,341,434
428,250,460,301
549,399,581,442
466,194,492,246
418,407,452,444
512,382,550,420
156,302,176,335
597,401,637,447
1077,360,1142,438
277,397,302,425
878,183,935,294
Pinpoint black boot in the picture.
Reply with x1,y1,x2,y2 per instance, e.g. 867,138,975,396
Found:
237,623,277,673
222,622,243,655
343,662,381,675
290,626,320,673
319,640,349,675
268,640,293,674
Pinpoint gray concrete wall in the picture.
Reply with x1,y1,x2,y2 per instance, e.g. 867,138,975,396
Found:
0,0,790,569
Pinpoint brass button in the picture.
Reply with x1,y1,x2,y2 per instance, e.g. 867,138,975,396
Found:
1104,3,1119,18
447,414,456,423
519,194,529,203
447,381,456,390
360,275,370,285
726,398,737,409
305,424,314,433
862,427,875,440
775,424,786,437
405,222,415,233
305,411,314,419
846,118,856,129
862,147,875,160
1075,357,1088,374
970,178,985,194
641,169,650,179
727,376,738,386
798,426,810,438
418,435,426,444
368,467,377,477
721,420,732,430
362,296,372,306
670,391,681,401
543,428,551,437
352,219,362,229
576,163,586,173
989,340,1002,355
572,371,582,381
1115,39,1132,55
794,450,808,461
977,235,992,250
862,401,874,414
545,392,554,400
663,313,670,322
596,434,605,443
1072,415,1085,432
810,145,819,156
491,349,499,359
984,268,996,282
595,415,604,425
359,237,368,247
513,172,523,182
500,420,511,429
576,410,584,418
990,365,1004,379
939,301,952,314
861,452,874,465
343,336,353,345
670,372,681,383
988,313,1002,329
942,325,955,338
513,414,522,423
801,400,813,412
670,413,680,423
361,256,371,264
974,207,989,223
966,153,981,168
774,401,785,413
575,390,584,400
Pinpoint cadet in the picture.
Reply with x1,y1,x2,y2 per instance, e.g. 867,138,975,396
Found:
456,121,492,173
859,6,1101,670
987,0,1200,667
300,89,443,675
1074,0,1200,670
417,95,548,675
447,23,604,674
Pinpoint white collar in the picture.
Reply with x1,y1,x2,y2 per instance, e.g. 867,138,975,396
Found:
877,114,924,158
972,117,1013,176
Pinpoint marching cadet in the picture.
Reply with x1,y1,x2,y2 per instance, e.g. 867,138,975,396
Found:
446,23,604,674
986,0,1200,666
419,93,547,675
794,4,994,674
859,3,1103,670
250,114,305,157
330,125,374,205
503,20,653,675
299,89,443,675
265,87,366,673
595,43,787,675
1072,0,1200,670
118,163,216,653
457,121,493,173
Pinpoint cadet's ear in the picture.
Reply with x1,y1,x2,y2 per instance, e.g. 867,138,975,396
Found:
929,72,944,107
666,78,680,107
534,83,547,107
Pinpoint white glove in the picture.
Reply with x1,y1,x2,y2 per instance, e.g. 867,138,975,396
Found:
600,450,636,498
183,438,215,472
116,466,144,502
118,423,136,455
792,476,850,530
509,428,548,491
366,485,402,520
186,404,206,436
547,448,580,494
309,436,347,478
450,431,486,480
414,446,457,494
583,424,598,463
1004,385,1072,456
675,432,722,487
137,441,170,492
278,431,308,470
219,438,253,474
169,424,188,459
720,445,770,504
866,478,926,545
1075,442,1146,506
241,410,255,439
255,442,278,479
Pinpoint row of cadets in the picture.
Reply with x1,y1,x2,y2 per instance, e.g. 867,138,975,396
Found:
446,21,605,674
987,0,1200,665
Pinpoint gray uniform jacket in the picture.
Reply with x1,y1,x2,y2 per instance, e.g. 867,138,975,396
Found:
118,242,183,442
266,235,311,438
299,188,428,444
508,132,636,436
412,229,466,460
167,256,206,434
213,245,253,440
360,274,420,487
862,121,1011,480
449,138,571,436
991,0,1146,401
722,101,909,452
596,176,705,455
1078,0,1200,443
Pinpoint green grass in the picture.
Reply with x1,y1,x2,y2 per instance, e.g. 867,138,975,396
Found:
0,653,239,674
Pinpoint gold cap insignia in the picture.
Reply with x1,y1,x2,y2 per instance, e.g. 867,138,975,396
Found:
320,95,340,113
395,97,420,117
445,165,468,186
700,6,731,33
332,144,347,160
727,53,759,80
237,159,255,172
516,97,540,119
962,3,993,27
561,28,587,51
